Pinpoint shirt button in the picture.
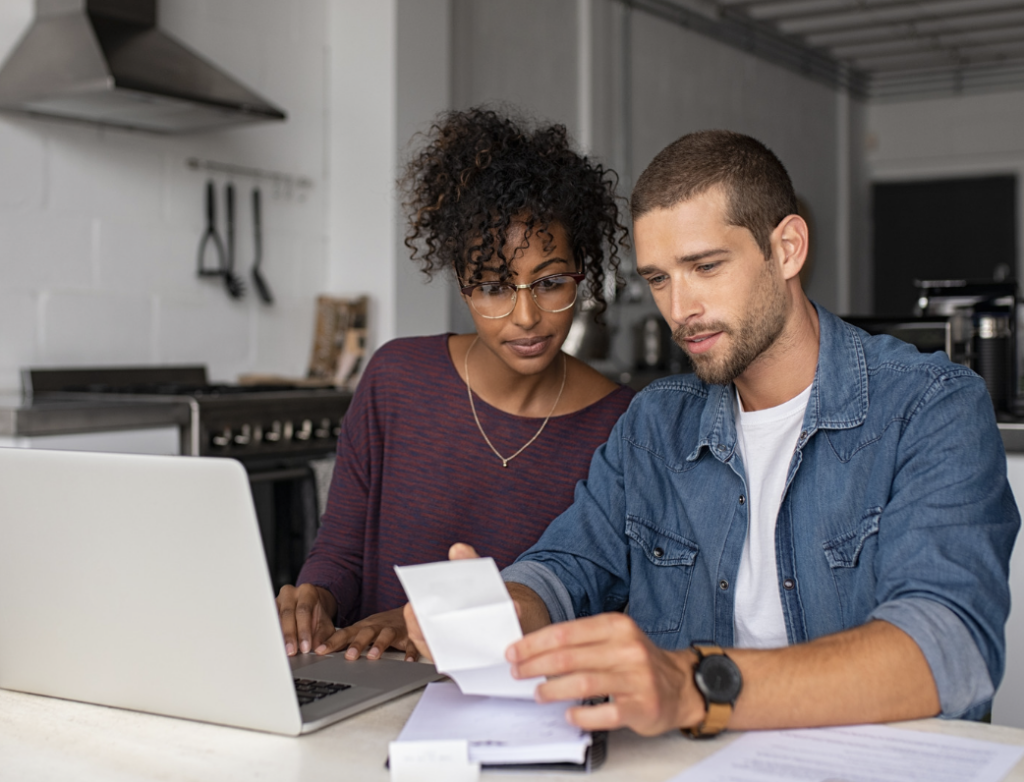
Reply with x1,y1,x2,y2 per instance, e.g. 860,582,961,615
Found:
738,494,746,505
783,578,796,590
717,444,726,452
719,580,729,590
653,547,664,558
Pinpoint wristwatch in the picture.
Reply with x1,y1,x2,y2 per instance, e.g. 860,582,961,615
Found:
684,644,742,738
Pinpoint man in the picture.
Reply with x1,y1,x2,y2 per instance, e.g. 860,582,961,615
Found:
407,130,1020,736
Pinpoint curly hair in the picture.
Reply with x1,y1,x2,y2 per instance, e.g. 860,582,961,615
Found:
400,107,629,318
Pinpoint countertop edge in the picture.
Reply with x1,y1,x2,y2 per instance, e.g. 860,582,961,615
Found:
0,400,192,438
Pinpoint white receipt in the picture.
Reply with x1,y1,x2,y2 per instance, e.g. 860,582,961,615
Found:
395,558,543,698
669,723,1024,782
388,739,480,782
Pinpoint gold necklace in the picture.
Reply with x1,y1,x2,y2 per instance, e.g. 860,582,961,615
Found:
464,336,567,468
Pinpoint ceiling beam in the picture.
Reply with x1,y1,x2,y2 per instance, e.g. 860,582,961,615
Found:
772,0,1022,33
832,23,1024,60
805,8,1024,48
623,0,869,93
853,40,1024,70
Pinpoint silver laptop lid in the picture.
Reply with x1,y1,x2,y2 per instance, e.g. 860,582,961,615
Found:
0,448,303,735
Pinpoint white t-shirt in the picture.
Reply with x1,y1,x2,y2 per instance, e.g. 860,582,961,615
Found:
732,383,812,649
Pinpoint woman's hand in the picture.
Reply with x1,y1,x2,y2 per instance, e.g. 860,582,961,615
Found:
313,607,419,661
276,583,337,656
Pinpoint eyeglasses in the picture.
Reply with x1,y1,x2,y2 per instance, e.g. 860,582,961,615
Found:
460,273,585,319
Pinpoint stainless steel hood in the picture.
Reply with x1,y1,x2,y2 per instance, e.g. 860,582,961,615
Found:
0,0,286,134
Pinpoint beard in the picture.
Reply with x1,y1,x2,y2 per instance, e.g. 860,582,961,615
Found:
672,267,787,386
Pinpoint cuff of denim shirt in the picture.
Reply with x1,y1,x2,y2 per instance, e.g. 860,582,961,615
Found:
501,561,575,624
869,597,994,719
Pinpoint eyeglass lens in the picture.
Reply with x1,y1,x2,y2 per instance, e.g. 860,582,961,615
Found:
468,275,579,318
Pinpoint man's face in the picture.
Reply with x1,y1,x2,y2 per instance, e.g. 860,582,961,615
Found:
633,186,788,386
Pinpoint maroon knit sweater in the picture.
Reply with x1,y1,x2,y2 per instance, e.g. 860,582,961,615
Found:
296,334,634,626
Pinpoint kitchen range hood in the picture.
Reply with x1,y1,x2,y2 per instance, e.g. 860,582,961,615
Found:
0,0,286,134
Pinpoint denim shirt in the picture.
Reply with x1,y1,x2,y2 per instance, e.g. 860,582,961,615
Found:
503,304,1020,720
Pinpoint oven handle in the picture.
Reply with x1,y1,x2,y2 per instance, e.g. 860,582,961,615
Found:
189,398,200,456
247,467,315,483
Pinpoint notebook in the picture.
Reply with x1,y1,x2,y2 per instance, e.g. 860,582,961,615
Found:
0,447,442,735
393,681,607,771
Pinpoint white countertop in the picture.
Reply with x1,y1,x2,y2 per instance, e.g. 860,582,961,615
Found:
4,686,1024,782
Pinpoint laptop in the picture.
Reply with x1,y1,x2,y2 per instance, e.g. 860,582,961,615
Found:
0,447,442,735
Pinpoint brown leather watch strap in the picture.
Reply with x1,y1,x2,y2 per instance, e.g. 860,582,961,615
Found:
683,644,735,738
697,644,724,656
687,701,732,737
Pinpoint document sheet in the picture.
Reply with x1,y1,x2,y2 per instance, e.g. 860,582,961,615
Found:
395,558,544,698
395,681,591,766
669,724,1024,782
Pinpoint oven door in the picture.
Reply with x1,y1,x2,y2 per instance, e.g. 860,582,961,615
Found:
243,454,335,594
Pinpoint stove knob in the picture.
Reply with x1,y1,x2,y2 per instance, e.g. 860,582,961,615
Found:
283,420,294,441
333,420,342,438
264,421,282,442
295,419,313,441
314,418,332,439
211,427,232,448
252,424,264,444
233,424,252,446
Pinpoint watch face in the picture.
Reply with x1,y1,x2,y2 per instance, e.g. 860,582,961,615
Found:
695,655,743,703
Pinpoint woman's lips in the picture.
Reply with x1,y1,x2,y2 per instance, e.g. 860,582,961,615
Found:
683,331,723,355
505,335,551,358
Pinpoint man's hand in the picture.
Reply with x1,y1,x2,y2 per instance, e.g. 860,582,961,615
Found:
276,583,337,656
507,612,703,735
312,607,418,661
403,542,480,662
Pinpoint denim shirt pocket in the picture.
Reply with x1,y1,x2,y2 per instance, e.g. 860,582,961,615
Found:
625,516,699,635
822,508,882,625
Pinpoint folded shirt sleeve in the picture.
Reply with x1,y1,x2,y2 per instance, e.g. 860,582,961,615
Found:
501,560,575,624
870,597,994,720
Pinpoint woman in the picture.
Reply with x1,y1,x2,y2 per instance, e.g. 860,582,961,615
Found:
277,107,633,662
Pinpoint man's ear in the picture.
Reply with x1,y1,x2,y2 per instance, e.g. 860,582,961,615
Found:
771,214,809,282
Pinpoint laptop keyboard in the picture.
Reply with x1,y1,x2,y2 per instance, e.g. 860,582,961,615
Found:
294,678,352,706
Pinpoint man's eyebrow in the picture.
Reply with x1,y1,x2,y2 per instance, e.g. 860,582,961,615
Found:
679,248,729,263
636,249,729,277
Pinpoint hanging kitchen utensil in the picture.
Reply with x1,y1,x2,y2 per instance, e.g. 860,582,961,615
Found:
251,187,274,304
196,180,227,280
223,182,245,299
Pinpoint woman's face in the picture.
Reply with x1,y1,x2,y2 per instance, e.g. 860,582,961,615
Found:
462,221,578,378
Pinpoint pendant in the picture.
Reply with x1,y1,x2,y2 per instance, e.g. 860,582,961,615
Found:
502,460,508,468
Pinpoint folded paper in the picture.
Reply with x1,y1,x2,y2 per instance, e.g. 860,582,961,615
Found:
395,558,543,698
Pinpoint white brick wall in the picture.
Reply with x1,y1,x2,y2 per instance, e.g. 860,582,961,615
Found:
0,0,331,389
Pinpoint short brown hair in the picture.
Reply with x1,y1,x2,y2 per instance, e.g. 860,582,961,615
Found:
630,130,797,258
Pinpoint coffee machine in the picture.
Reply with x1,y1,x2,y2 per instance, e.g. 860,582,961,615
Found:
915,279,1018,412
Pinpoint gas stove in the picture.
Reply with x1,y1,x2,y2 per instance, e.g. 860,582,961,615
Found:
21,365,352,592
23,366,351,461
